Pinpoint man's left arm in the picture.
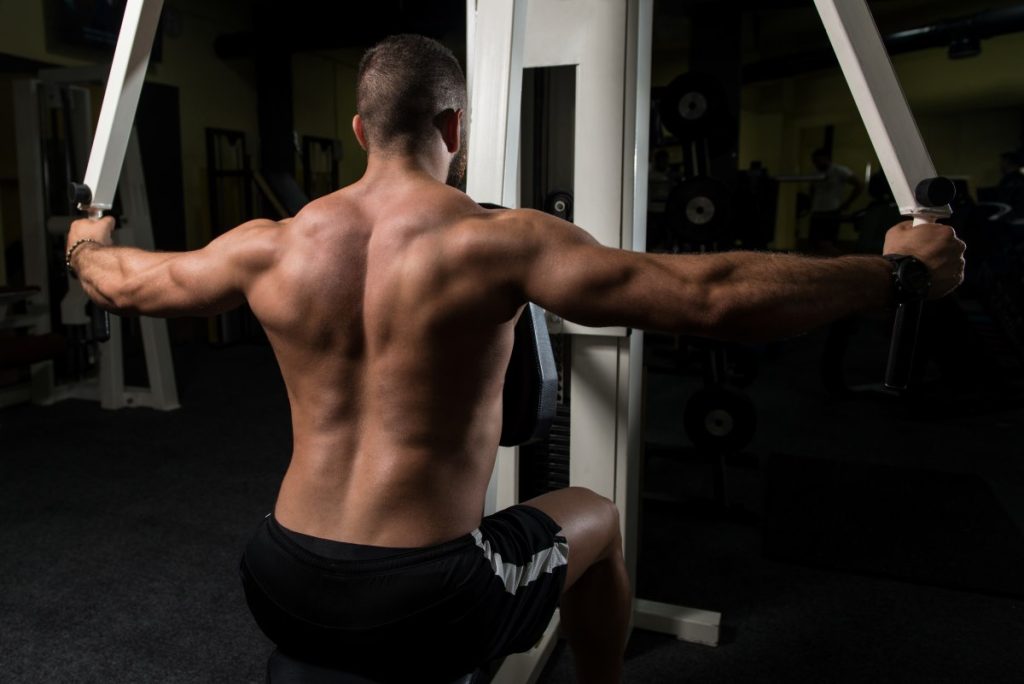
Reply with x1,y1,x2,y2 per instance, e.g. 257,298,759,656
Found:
66,217,279,318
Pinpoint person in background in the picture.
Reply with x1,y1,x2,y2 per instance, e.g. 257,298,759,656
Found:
809,148,863,254
995,150,1024,220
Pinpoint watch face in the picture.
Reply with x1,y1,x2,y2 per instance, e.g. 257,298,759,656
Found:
900,259,931,297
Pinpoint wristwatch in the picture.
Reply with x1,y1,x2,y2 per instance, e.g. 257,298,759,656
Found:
884,254,931,304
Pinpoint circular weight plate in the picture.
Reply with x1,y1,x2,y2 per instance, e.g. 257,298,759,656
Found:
685,196,716,225
704,408,735,437
684,387,757,453
666,177,732,246
659,72,727,140
678,91,709,121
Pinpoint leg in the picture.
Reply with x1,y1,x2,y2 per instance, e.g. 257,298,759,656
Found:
522,487,630,684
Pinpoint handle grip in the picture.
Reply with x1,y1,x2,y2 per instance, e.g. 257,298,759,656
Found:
884,299,922,391
70,181,112,343
882,213,936,392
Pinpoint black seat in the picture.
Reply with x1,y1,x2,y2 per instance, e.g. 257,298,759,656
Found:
266,649,480,684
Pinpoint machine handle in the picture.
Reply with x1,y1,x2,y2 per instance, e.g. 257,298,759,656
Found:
69,181,112,343
883,178,955,392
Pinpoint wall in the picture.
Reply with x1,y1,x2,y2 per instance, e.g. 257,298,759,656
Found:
654,24,1024,250
292,49,365,189
740,32,1024,249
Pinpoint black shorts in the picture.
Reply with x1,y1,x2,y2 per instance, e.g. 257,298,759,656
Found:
239,505,568,683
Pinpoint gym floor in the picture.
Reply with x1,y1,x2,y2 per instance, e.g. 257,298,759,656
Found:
2,317,1021,683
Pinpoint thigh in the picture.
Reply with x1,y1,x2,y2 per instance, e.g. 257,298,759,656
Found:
519,486,620,593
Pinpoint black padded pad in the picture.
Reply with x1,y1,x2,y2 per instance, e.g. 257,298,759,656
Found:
267,649,478,684
478,203,559,448
500,302,558,447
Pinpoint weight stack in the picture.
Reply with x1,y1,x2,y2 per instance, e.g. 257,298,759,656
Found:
519,405,571,500
519,333,571,500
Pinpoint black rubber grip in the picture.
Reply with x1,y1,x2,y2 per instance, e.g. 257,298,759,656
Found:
914,177,956,208
70,182,93,207
884,300,923,391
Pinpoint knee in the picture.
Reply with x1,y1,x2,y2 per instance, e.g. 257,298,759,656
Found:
566,487,622,549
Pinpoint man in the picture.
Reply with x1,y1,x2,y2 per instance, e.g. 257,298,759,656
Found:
66,35,964,684
996,150,1024,219
808,148,863,254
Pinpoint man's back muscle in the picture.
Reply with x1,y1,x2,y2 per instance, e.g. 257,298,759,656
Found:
248,179,519,548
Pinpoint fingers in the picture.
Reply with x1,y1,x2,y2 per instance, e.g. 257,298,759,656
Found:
67,216,116,249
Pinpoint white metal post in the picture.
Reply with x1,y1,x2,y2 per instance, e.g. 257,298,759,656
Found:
78,0,166,214
812,0,946,220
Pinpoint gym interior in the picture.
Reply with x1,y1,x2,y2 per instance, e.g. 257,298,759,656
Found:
2,0,1023,681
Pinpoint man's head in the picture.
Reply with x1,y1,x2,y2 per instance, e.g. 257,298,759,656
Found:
354,35,468,184
811,148,831,172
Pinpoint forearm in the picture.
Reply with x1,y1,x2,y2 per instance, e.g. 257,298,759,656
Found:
72,242,175,315
664,251,892,342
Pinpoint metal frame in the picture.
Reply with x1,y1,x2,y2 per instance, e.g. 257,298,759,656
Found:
80,0,166,215
469,3,720,682
812,0,948,222
13,71,178,411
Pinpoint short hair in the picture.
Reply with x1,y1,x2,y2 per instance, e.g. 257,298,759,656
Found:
811,148,830,160
356,35,467,154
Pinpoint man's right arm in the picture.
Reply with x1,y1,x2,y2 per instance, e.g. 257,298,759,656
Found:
505,209,964,343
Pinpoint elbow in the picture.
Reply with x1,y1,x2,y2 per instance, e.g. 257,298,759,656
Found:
97,276,140,317
694,285,769,344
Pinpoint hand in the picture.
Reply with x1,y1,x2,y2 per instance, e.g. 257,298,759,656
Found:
67,216,116,253
882,220,966,299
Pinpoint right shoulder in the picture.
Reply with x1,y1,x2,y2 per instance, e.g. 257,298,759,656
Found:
450,206,559,259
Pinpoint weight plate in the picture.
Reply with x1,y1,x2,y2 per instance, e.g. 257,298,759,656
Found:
666,176,732,246
659,72,728,140
684,387,756,453
678,91,709,121
685,196,716,225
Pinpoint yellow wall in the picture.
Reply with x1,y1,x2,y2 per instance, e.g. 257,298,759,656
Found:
737,32,1024,249
292,49,366,189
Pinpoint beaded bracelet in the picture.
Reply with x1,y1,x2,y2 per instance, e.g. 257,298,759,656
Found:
65,238,99,277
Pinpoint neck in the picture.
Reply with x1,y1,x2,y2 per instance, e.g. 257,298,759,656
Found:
362,149,449,184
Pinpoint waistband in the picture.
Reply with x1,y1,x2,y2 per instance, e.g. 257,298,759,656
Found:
263,514,478,572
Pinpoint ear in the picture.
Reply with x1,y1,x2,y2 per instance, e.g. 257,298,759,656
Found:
438,109,463,154
352,114,368,151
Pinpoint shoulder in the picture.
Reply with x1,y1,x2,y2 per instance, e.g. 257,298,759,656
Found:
207,218,283,273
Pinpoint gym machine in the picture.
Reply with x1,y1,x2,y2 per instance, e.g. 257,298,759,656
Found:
470,0,953,680
12,0,177,409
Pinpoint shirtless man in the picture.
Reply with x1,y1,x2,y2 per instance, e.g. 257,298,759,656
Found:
66,35,965,684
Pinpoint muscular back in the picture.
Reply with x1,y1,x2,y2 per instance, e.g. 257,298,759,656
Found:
248,179,521,547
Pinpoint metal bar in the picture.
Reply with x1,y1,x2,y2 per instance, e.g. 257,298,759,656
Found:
465,0,527,208
812,0,948,220
79,0,165,214
813,0,953,391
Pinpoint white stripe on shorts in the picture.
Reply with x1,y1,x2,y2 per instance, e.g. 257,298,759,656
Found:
470,528,569,596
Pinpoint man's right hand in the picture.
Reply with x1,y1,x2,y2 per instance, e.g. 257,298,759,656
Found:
882,221,966,299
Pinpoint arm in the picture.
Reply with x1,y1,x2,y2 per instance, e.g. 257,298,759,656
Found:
66,217,279,318
508,210,963,343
